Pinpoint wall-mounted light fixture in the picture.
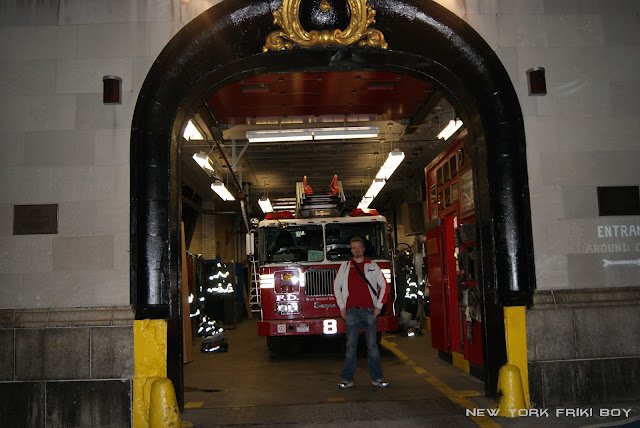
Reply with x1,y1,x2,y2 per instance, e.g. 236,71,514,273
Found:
192,151,215,177
211,181,235,201
526,67,547,96
184,120,204,141
103,75,122,104
246,126,379,143
437,119,463,140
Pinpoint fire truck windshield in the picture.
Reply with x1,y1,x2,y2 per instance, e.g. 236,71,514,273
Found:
325,222,388,261
258,220,389,264
260,225,324,263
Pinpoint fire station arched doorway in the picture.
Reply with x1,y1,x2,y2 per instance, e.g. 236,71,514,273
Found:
130,0,535,407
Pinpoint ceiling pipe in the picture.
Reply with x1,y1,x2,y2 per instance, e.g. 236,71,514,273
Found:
199,107,243,192
200,106,250,232
212,137,251,233
404,91,444,135
181,195,238,215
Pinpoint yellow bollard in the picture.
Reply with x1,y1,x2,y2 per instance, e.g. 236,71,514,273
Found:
422,316,431,331
496,363,526,417
149,377,182,428
134,319,183,427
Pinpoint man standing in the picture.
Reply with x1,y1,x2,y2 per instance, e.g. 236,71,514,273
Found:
333,237,389,388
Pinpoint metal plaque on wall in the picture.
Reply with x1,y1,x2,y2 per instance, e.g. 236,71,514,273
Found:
13,204,59,235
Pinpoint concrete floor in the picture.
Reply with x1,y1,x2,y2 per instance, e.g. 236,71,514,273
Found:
182,316,640,427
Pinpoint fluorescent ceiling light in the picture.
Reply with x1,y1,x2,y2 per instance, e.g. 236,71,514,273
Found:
192,151,215,177
358,196,373,210
247,129,313,142
375,149,405,180
184,120,204,141
364,178,386,200
211,182,235,201
313,126,380,140
258,197,273,213
437,119,463,140
358,149,404,209
246,126,379,143
358,177,388,210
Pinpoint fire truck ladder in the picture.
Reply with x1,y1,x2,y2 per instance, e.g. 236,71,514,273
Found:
295,175,346,218
249,256,261,312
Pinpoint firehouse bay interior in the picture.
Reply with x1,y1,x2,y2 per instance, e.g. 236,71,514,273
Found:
130,1,534,409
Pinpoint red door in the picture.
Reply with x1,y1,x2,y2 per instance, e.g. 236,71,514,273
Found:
426,225,447,351
457,219,483,367
443,215,461,353
427,215,460,353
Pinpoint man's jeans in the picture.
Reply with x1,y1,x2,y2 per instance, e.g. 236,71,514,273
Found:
341,307,384,382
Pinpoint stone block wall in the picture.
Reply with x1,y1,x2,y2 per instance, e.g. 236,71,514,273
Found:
0,0,223,310
0,306,134,427
434,1,640,291
527,287,640,407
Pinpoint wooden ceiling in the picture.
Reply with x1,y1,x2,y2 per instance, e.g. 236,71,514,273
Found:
206,71,434,125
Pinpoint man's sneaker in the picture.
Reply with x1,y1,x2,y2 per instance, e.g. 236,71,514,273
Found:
372,380,389,388
338,380,353,389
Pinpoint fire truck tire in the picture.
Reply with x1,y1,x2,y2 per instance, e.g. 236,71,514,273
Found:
267,336,286,354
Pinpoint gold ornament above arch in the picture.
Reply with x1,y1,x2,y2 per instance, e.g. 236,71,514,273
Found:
263,0,388,52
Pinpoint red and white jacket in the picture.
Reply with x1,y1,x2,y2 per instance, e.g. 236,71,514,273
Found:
333,258,387,310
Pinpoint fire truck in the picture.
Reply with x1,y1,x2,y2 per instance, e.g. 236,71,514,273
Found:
250,177,399,352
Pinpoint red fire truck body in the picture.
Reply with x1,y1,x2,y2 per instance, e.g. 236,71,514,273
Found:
256,214,398,345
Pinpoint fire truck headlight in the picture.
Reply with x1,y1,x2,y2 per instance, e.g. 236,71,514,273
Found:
281,272,294,282
276,269,302,293
280,270,301,284
275,301,300,315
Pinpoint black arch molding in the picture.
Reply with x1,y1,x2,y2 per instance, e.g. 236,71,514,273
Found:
130,0,535,398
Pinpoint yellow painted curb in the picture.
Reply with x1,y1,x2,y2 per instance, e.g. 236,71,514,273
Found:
413,366,427,375
381,338,500,428
425,375,501,428
452,351,470,374
380,339,408,360
453,390,481,398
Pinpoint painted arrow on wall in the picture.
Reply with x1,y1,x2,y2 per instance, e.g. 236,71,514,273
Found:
602,259,640,267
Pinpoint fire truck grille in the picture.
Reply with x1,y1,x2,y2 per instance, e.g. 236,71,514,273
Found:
304,269,338,297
